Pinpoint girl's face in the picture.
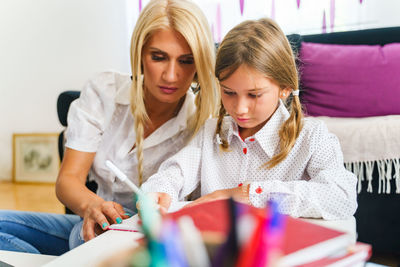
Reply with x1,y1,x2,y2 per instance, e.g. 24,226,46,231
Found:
220,64,290,139
142,28,196,106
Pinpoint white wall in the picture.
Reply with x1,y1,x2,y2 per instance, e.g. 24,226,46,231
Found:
129,0,400,43
1,0,400,181
0,0,131,180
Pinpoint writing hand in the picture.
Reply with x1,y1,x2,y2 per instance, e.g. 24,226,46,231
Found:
136,192,171,217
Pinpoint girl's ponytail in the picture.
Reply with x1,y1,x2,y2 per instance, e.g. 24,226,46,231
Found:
215,102,229,151
264,93,303,168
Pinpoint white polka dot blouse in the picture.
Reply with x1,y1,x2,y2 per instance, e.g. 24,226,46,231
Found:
141,102,358,220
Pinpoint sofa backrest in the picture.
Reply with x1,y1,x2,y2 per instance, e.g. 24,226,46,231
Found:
287,26,400,55
301,26,400,45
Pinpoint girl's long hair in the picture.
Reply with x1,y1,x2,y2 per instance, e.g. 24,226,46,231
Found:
215,18,303,168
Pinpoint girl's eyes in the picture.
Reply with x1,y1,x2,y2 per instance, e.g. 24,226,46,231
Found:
249,93,262,98
223,90,236,96
223,90,262,98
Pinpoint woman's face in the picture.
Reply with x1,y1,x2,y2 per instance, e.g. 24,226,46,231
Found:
141,28,196,106
220,64,290,139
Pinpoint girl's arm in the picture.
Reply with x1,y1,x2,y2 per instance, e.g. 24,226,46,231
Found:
184,186,247,208
56,148,128,241
141,126,206,208
245,123,357,220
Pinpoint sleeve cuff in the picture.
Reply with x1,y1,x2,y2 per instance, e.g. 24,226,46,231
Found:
65,139,100,153
249,182,269,208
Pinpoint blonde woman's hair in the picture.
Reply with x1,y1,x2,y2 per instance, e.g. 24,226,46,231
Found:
130,0,219,185
215,18,304,169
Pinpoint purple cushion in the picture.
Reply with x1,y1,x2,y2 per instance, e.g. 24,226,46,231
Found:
300,42,400,117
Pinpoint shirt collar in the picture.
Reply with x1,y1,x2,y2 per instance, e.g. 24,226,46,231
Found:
225,100,290,158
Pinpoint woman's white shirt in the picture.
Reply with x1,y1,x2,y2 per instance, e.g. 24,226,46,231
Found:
65,71,195,212
141,101,358,220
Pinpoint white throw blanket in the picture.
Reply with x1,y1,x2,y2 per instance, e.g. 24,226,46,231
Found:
314,115,400,194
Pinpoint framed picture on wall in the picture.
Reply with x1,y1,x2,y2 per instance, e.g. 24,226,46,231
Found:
12,133,60,183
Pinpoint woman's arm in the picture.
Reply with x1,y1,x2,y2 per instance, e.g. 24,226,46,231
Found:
56,148,128,241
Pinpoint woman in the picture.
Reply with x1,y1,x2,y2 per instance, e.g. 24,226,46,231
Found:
0,0,218,255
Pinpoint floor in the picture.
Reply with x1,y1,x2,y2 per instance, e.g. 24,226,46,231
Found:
0,181,64,214
0,181,399,266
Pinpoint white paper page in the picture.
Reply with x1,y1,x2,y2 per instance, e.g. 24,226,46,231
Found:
108,214,142,232
108,201,191,232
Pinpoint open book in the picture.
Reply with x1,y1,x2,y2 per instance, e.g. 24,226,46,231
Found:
108,214,142,232
108,201,191,232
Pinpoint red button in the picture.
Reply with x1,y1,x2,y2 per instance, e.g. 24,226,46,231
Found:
243,148,247,154
238,183,243,187
255,187,263,194
249,138,255,142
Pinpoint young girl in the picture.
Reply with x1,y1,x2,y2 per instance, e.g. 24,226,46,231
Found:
141,18,357,220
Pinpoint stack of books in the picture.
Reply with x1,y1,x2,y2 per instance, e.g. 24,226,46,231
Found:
109,199,371,266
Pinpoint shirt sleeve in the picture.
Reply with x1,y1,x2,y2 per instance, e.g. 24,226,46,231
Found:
65,72,116,152
141,126,205,202
248,121,358,220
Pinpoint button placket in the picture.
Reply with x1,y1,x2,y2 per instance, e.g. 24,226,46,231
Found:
239,142,249,189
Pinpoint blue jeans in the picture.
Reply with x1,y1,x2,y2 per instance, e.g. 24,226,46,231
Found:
0,210,83,255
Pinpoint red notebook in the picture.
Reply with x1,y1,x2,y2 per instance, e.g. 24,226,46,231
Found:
165,199,354,266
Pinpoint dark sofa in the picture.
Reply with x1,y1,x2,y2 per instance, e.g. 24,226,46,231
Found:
288,27,400,255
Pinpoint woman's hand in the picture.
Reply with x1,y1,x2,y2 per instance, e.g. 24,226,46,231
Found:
56,149,130,241
185,187,243,208
82,200,129,241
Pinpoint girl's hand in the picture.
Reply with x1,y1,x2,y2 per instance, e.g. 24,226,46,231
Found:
82,200,129,241
185,187,243,208
136,192,171,216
